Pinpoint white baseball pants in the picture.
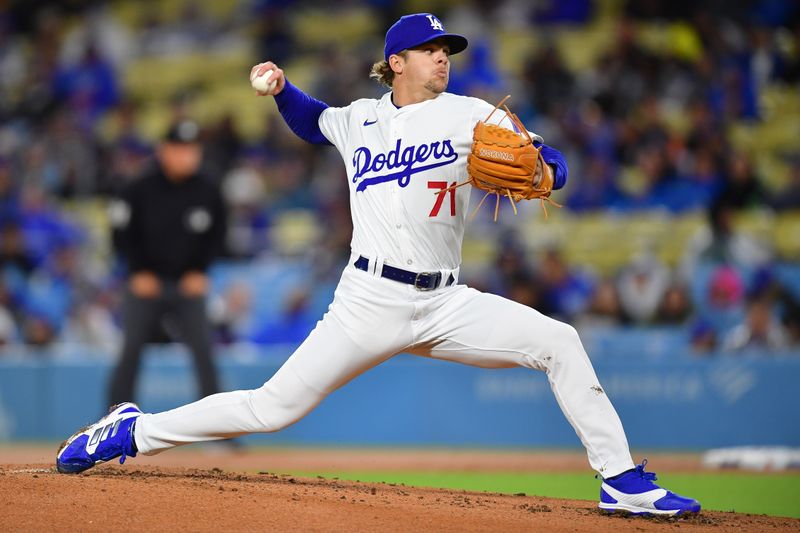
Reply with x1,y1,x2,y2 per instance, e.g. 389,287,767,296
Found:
134,261,635,477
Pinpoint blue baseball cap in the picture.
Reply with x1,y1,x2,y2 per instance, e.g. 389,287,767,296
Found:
384,13,468,60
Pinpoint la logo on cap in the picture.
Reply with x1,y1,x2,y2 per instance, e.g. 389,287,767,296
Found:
426,14,444,30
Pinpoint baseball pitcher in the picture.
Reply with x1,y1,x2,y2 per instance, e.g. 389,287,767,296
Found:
57,13,699,517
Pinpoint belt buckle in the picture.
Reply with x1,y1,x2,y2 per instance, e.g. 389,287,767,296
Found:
414,271,440,291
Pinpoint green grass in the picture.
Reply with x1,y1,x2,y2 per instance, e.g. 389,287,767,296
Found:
284,470,800,519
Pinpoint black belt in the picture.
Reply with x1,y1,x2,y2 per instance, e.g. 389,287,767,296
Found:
354,256,455,291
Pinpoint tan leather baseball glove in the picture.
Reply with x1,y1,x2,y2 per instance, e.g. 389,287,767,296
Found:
446,95,559,221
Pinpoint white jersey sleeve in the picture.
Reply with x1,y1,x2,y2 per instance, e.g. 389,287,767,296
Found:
318,105,354,152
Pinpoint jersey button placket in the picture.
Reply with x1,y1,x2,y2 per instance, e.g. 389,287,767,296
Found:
390,111,403,138
389,117,409,266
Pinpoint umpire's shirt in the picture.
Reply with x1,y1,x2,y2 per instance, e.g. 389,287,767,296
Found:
110,164,227,280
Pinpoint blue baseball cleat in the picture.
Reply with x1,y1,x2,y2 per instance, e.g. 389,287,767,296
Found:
599,460,701,516
56,402,141,474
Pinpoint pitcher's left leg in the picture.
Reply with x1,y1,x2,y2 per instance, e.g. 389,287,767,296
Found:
411,286,634,478
412,286,700,515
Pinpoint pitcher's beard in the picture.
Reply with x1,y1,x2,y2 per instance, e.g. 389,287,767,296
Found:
424,78,447,94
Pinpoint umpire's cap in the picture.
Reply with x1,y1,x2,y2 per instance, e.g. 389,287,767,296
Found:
164,119,201,144
384,13,468,60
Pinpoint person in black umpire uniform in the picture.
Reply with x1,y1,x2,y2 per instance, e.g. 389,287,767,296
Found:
108,119,227,407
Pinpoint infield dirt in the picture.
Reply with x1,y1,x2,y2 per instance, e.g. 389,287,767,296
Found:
1,447,798,532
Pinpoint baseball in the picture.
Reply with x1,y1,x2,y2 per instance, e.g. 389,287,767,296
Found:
251,68,277,95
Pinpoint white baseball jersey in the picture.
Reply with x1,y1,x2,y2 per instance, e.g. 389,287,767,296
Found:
318,92,542,272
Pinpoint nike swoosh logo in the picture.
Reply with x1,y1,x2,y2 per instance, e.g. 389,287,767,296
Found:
363,119,378,126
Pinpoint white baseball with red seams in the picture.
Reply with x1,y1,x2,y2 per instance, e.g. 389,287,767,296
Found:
132,86,636,479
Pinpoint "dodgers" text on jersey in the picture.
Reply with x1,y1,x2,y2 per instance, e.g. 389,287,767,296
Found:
352,138,458,192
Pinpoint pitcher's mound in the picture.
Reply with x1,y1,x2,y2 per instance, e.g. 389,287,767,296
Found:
2,464,798,532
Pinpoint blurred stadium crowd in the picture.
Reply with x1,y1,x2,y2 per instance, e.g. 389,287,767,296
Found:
0,0,799,357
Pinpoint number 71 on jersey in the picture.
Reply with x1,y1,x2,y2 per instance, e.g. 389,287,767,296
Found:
428,181,457,217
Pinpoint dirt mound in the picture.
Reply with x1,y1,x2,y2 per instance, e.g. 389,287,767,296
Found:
1,464,797,532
